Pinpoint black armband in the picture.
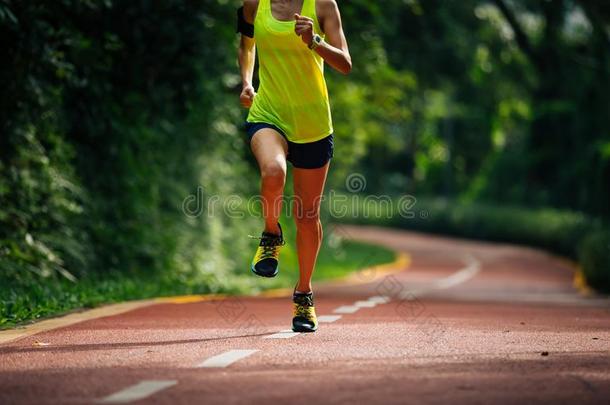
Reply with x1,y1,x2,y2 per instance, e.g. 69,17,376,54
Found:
236,6,254,38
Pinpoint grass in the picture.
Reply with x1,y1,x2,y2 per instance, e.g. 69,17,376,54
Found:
0,238,396,330
271,239,396,288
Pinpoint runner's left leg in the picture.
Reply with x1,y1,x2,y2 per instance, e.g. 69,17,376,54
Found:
292,162,330,292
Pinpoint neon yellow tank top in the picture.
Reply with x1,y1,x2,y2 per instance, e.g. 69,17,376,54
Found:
247,0,333,144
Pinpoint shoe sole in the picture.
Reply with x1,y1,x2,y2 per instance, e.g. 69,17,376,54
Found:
292,325,317,333
250,264,279,278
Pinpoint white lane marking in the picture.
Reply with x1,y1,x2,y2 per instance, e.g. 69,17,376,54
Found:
318,315,342,323
197,349,258,368
334,305,360,314
400,253,481,299
435,254,481,289
368,296,390,304
263,330,300,339
98,380,177,403
425,290,610,306
354,300,377,308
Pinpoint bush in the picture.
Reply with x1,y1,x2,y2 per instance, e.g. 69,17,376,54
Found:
396,199,595,258
0,1,239,281
579,231,610,294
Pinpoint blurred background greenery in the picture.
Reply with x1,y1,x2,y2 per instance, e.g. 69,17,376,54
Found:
1,0,609,327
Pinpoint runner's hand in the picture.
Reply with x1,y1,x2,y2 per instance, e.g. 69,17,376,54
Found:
240,85,256,108
294,13,314,47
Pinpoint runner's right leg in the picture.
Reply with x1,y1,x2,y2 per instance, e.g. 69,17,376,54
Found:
250,127,288,235
249,127,289,277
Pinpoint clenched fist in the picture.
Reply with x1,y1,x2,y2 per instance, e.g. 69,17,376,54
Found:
240,84,256,108
294,13,314,47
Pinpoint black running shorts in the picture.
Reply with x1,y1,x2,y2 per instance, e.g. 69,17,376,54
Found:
245,122,334,169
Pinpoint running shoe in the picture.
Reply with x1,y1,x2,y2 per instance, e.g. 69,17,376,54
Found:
292,291,318,332
250,223,284,278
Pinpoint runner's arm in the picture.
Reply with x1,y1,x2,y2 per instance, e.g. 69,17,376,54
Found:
295,0,351,74
239,1,257,108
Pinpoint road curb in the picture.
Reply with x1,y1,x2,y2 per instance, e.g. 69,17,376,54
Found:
573,267,595,297
0,251,409,345
257,252,411,298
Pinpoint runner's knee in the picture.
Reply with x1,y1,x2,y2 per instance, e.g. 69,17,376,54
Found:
294,210,321,229
261,161,286,187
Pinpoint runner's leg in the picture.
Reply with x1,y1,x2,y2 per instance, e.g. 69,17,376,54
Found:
250,128,289,235
292,162,330,292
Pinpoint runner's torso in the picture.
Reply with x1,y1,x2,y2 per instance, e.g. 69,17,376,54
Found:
247,0,333,143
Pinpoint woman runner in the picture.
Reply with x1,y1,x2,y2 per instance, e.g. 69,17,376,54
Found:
237,0,351,332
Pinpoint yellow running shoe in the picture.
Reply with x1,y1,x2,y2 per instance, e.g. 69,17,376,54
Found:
292,291,318,332
250,223,284,278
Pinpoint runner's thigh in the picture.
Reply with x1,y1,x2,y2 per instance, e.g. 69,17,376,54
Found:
250,128,289,171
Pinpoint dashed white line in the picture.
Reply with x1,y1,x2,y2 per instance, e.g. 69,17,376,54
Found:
333,305,360,314
354,300,377,308
434,254,481,290
197,349,258,368
263,329,300,339
368,295,391,304
98,380,177,404
399,253,481,299
318,315,342,323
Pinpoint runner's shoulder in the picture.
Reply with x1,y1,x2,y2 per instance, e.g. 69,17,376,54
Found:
316,0,340,19
317,0,338,11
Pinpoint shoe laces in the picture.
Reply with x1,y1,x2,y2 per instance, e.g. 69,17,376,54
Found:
294,303,315,320
249,233,284,260
293,294,315,320
259,244,280,260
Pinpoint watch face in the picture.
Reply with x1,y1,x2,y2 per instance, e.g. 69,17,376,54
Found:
310,34,322,49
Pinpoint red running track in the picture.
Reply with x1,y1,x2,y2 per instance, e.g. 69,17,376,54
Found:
1,225,609,404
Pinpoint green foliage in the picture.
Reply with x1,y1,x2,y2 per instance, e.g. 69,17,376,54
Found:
0,239,395,328
579,230,610,293
0,0,240,282
2,0,609,326
327,0,610,215
396,199,596,257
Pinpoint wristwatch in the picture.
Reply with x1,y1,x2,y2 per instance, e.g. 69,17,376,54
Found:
309,34,323,50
